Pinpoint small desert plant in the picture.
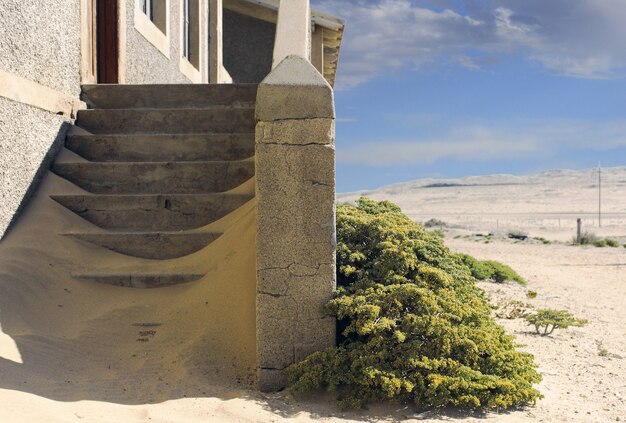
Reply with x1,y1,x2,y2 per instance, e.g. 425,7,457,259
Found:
423,218,447,228
526,290,538,299
596,340,609,357
525,309,587,336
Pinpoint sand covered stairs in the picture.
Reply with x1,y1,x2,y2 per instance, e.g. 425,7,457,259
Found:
51,84,257,288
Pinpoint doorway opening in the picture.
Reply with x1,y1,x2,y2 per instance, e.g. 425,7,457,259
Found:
96,0,120,83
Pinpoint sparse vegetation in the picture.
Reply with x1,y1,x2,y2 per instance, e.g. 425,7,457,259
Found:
458,254,526,285
289,198,542,410
423,218,447,228
596,340,609,357
525,309,587,336
429,229,445,238
593,239,608,248
591,238,620,248
495,300,534,319
533,237,551,245
527,290,538,299
573,231,599,245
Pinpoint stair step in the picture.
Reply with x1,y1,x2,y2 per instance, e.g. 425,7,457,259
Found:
51,193,253,231
76,107,256,134
66,231,220,259
52,161,254,194
66,133,255,162
81,84,257,109
75,273,204,288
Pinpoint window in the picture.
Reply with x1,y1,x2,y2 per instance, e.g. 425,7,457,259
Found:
141,0,167,34
134,0,170,58
179,0,201,81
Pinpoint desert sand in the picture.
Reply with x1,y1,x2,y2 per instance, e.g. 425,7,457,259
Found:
1,167,625,422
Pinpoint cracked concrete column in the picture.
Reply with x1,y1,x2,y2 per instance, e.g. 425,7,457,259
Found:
255,55,336,392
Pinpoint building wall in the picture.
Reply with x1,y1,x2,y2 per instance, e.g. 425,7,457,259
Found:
0,0,82,237
0,0,82,98
223,9,275,83
125,0,209,84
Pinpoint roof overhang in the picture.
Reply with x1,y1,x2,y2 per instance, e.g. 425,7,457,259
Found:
223,0,345,87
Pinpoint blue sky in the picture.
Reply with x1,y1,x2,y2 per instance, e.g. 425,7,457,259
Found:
311,0,626,192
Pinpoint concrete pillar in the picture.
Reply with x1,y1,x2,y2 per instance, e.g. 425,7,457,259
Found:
272,0,311,67
255,55,336,392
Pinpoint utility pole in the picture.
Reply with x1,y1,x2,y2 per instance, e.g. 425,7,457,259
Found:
598,162,602,228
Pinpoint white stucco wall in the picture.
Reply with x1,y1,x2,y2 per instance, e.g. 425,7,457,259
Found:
0,0,82,98
0,0,81,237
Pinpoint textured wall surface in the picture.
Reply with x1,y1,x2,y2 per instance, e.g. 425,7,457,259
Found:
255,56,336,391
0,0,79,238
0,98,68,237
223,9,275,83
0,0,81,97
125,0,209,83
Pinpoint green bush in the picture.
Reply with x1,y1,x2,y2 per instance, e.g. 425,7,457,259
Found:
288,198,542,410
525,309,587,336
458,255,526,285
591,238,619,248
526,290,538,299
593,239,607,248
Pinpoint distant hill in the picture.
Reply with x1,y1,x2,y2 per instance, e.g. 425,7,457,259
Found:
338,167,626,239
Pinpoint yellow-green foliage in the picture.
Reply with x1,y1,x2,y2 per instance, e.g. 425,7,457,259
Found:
458,254,526,285
288,198,542,409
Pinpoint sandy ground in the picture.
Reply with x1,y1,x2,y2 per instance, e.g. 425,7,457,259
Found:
1,167,625,422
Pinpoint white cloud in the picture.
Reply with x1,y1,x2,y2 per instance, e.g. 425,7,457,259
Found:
312,0,626,87
337,120,626,166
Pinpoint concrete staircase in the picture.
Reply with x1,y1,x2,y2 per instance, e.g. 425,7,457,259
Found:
51,84,257,288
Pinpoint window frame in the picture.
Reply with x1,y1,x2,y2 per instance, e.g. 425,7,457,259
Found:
179,0,202,82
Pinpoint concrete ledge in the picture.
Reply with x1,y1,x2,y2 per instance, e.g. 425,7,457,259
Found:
0,70,84,119
256,56,334,122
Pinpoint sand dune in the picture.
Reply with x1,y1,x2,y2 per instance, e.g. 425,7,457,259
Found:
0,171,259,420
